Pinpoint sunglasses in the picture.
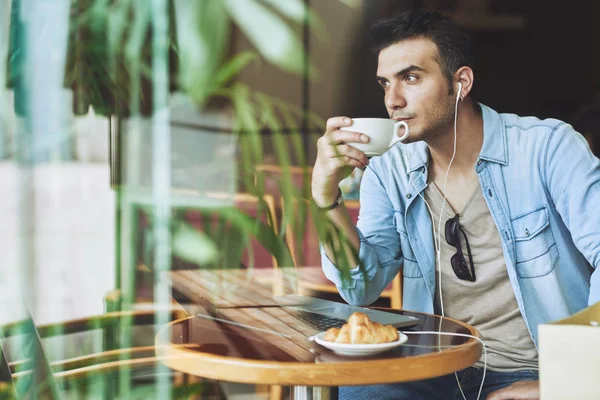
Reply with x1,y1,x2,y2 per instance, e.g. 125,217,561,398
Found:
444,214,476,282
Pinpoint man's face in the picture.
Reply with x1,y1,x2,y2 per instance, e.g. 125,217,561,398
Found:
376,37,456,144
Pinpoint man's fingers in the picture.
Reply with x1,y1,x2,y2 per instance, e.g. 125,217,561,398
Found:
313,116,370,187
486,390,504,400
327,129,370,146
325,116,353,133
486,380,540,400
486,386,516,400
328,156,366,171
324,144,369,166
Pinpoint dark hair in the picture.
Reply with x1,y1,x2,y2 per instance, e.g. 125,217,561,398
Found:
370,10,473,94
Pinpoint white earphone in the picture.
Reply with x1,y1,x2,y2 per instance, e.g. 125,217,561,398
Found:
402,82,463,177
403,78,488,400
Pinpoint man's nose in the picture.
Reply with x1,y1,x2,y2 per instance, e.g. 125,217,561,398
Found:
385,85,407,110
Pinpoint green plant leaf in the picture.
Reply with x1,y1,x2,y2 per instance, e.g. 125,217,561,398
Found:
259,0,327,43
173,204,293,269
179,0,230,106
223,0,313,76
171,222,219,265
196,0,230,66
213,51,259,90
338,0,363,8
227,83,263,192
254,92,300,240
107,0,131,63
217,207,294,267
124,2,150,61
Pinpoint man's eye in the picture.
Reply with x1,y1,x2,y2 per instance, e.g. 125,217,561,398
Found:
405,75,418,83
378,80,389,88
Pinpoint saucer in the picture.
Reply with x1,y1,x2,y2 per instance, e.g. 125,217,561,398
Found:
313,331,408,356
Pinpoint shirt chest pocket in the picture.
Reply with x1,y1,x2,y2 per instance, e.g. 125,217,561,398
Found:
394,211,421,278
511,206,558,278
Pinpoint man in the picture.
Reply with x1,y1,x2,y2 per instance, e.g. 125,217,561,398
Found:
311,9,598,400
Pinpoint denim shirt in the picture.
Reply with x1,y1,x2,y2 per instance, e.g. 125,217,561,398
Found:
321,104,599,346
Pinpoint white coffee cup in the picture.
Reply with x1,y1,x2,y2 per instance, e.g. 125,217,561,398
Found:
341,118,409,157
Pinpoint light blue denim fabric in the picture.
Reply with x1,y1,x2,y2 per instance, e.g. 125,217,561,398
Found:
321,103,599,347
339,367,539,400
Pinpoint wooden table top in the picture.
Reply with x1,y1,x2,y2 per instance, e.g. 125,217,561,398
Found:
158,269,482,386
169,268,298,308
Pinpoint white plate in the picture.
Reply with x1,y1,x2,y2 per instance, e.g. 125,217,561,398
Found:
313,331,408,356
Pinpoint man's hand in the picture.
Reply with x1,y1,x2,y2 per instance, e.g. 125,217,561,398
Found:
312,117,370,207
486,380,539,400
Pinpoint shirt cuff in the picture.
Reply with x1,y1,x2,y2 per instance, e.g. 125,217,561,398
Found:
320,227,379,289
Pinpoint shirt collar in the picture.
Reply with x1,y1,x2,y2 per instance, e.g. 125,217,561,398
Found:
406,103,508,175
478,103,508,165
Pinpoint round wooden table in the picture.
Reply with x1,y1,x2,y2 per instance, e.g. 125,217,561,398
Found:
156,307,481,399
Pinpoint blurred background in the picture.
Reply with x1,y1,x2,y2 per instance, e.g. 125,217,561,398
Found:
0,0,598,398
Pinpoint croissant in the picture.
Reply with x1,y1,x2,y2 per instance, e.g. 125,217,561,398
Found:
323,312,399,344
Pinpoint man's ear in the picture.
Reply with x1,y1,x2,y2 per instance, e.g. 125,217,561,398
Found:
455,67,474,100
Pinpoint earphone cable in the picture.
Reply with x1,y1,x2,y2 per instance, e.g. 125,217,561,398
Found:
437,86,461,318
405,85,486,400
401,330,488,400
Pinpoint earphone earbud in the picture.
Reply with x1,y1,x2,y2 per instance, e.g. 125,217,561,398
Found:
457,82,463,102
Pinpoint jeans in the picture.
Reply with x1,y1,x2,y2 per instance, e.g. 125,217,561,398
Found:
339,367,539,400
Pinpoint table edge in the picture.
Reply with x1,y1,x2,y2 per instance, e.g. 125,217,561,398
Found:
156,314,482,386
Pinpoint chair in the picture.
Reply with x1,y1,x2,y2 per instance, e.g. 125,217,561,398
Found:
255,165,311,199
131,191,280,305
284,197,403,309
0,316,61,399
114,190,284,398
181,192,279,271
255,164,403,308
0,307,221,399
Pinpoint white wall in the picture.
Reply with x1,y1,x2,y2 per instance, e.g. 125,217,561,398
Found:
0,0,115,325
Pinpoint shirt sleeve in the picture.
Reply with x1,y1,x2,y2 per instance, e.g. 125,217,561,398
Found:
320,165,403,306
544,122,600,305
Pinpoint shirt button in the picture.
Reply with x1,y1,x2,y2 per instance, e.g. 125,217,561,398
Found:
487,189,493,197
477,159,483,166
525,228,530,237
406,193,412,199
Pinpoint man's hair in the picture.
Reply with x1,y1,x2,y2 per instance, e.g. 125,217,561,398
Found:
370,10,473,94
